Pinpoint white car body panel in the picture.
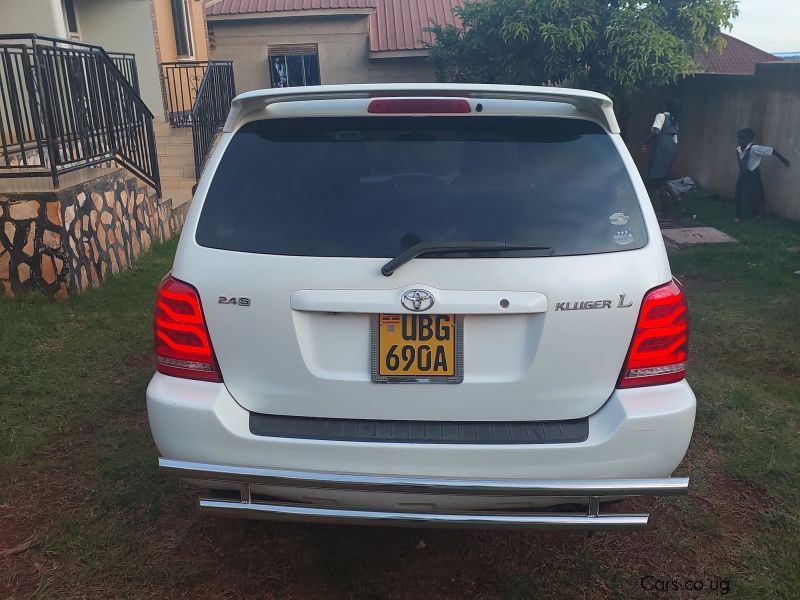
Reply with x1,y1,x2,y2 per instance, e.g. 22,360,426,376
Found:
149,84,694,527
173,97,669,421
147,374,695,509
222,83,621,133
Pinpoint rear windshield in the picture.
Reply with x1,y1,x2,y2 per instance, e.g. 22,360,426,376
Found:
196,117,648,257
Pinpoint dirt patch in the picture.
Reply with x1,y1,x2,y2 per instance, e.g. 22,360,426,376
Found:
0,426,101,599
0,470,89,599
0,425,775,599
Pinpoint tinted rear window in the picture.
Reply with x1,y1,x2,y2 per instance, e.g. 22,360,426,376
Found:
196,117,647,257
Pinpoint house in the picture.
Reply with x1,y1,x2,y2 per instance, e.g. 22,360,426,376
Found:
0,1,234,298
0,1,237,202
204,0,462,91
0,0,210,116
693,33,781,75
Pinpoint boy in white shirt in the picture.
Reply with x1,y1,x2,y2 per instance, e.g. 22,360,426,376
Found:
642,99,680,210
735,128,791,222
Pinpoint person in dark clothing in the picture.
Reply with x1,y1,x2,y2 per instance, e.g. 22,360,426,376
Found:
734,128,791,222
642,98,680,210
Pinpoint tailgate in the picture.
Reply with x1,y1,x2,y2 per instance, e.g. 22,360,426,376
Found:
175,106,669,422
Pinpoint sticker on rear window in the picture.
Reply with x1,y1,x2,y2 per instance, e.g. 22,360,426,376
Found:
609,212,630,226
613,230,634,245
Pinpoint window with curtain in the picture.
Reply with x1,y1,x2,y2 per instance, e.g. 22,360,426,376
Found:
268,45,320,88
171,0,194,58
62,0,79,38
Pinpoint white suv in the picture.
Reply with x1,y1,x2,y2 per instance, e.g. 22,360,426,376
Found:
148,84,694,530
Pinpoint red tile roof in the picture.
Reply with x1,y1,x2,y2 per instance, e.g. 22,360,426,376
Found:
206,0,463,53
206,2,776,68
206,0,375,17
368,0,463,52
694,34,780,75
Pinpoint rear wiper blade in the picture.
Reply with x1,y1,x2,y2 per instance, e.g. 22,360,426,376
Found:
381,241,552,277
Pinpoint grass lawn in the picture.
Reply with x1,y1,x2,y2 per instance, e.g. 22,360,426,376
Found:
1,194,799,598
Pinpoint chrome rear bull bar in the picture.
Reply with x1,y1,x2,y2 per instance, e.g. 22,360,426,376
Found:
160,458,689,530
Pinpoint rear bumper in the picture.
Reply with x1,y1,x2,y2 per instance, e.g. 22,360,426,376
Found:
161,457,687,529
147,374,696,529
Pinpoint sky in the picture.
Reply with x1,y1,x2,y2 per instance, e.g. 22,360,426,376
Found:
729,0,800,52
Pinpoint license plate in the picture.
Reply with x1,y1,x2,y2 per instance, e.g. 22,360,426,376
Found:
371,314,463,383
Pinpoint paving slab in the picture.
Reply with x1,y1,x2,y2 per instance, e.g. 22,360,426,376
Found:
661,227,738,248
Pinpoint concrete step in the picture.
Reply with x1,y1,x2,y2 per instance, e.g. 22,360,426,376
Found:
160,165,196,179
153,121,171,133
163,186,193,208
158,163,194,177
155,129,193,139
154,121,191,133
158,143,195,157
158,153,195,168
153,127,192,137
155,135,191,146
157,141,191,150
155,136,193,147
161,176,196,190
154,129,219,188
155,125,192,135
156,142,193,150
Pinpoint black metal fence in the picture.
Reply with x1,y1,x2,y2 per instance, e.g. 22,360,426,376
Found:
159,61,208,128
189,61,234,178
0,34,159,194
109,52,139,94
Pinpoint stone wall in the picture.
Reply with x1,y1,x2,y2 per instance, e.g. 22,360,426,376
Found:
0,169,188,298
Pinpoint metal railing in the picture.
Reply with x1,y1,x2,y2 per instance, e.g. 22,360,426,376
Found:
109,52,139,94
160,458,690,530
189,61,234,178
0,34,160,194
159,61,208,127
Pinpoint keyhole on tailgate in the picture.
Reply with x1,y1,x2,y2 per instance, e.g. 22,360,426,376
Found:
499,299,510,309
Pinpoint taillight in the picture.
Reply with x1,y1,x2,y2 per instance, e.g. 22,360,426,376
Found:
367,98,471,114
618,279,688,388
154,276,222,382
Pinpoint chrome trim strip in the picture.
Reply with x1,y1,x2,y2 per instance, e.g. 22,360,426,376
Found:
198,498,651,530
160,458,689,497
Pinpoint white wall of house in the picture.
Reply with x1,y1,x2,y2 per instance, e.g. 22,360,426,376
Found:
73,0,163,115
0,0,68,37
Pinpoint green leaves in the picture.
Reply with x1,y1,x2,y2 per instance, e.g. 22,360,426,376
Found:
605,1,699,91
426,0,739,97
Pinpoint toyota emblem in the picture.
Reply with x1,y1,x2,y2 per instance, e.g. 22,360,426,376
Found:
401,289,434,312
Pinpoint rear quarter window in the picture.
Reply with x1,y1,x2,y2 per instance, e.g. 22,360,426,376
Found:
196,116,648,257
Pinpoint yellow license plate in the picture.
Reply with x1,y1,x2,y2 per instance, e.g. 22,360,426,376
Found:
371,314,463,383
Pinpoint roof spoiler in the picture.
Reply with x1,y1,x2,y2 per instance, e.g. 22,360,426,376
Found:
223,84,619,134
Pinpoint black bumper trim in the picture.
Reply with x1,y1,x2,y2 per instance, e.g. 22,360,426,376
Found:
248,412,589,444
